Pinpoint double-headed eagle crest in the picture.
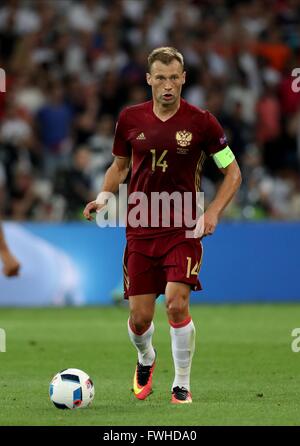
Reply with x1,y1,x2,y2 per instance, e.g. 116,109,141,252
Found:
176,130,193,147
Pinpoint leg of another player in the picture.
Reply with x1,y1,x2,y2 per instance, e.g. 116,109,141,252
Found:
165,282,195,398
128,294,156,366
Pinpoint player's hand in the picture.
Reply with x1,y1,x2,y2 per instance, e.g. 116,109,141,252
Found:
1,250,21,277
83,200,103,221
194,209,219,239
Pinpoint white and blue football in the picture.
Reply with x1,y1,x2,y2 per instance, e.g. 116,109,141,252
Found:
49,368,95,409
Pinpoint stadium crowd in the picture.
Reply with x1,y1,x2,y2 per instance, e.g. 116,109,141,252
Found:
0,0,300,221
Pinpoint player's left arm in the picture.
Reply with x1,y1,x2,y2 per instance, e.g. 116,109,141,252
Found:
195,112,242,238
194,146,242,238
204,158,242,235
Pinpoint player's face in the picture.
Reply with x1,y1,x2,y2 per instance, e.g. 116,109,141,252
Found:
146,60,186,107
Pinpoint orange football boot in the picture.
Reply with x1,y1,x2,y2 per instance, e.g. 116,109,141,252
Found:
171,386,192,404
132,356,156,400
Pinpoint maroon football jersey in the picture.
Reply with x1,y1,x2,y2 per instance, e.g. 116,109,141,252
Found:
113,98,227,239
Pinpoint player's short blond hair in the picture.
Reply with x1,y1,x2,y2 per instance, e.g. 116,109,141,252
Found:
147,47,184,72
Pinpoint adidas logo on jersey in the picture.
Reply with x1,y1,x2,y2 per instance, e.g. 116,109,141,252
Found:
136,132,146,140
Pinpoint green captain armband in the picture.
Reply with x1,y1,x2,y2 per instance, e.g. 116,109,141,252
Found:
212,146,235,168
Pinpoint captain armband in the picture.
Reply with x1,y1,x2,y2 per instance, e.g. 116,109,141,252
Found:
212,146,235,168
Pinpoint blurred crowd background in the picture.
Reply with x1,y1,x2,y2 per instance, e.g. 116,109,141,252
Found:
0,0,300,221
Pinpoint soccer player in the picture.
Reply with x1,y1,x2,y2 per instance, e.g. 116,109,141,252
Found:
0,223,20,276
83,47,242,403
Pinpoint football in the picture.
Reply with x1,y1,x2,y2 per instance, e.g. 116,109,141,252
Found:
49,368,95,409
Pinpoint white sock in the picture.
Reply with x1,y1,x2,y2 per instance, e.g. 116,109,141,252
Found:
170,318,195,391
127,319,155,366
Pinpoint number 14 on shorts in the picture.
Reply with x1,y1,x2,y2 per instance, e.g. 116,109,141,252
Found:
186,257,200,278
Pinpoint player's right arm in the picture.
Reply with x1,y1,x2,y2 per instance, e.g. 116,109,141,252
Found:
83,156,130,221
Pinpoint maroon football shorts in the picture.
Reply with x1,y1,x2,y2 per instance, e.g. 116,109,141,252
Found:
123,231,203,299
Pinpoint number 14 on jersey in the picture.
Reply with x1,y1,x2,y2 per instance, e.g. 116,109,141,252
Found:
150,149,168,172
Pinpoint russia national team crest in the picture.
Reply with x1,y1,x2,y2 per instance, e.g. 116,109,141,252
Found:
176,130,193,147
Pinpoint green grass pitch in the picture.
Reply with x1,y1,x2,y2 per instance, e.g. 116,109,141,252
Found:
0,304,300,426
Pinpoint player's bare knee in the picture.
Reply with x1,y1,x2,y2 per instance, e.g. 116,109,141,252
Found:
165,295,188,321
130,313,152,335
